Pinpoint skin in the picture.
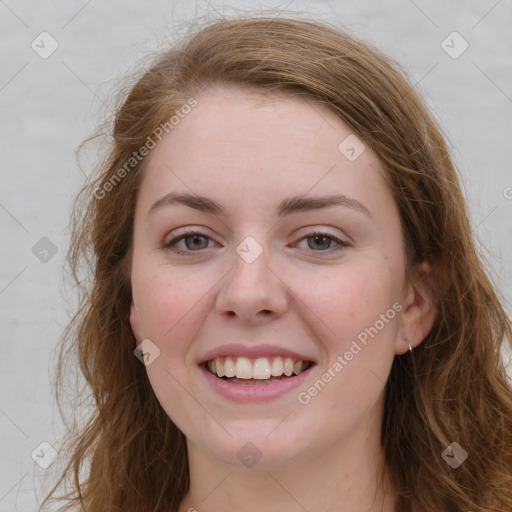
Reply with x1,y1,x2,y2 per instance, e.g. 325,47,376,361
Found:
129,85,437,512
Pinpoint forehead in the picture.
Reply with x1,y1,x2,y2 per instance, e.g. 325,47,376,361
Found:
137,85,392,219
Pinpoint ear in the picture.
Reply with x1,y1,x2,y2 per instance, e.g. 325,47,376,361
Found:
129,299,142,344
395,260,438,355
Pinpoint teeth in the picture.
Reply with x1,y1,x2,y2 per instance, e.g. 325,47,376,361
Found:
224,357,236,378
216,359,225,378
270,357,284,376
207,355,310,379
235,357,253,379
253,358,271,380
283,357,294,376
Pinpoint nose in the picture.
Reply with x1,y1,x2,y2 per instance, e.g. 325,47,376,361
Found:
215,243,288,324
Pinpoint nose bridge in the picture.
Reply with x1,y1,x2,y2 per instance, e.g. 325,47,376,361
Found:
215,235,287,321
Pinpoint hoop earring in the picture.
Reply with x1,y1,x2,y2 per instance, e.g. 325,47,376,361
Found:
403,336,412,352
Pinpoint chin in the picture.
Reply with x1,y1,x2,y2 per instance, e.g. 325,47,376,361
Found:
188,425,316,469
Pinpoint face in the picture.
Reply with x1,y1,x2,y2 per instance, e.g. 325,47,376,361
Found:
129,85,416,468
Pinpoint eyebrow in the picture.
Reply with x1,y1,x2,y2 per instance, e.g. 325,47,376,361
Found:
147,192,372,219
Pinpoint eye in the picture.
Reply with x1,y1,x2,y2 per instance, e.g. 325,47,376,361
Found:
295,231,349,253
162,229,350,257
162,230,216,256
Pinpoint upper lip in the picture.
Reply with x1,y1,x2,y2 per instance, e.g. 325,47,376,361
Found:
198,344,316,365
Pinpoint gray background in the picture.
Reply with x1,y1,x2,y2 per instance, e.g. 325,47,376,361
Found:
1,1,511,510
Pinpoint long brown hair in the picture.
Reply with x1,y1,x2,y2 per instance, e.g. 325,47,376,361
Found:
42,15,512,512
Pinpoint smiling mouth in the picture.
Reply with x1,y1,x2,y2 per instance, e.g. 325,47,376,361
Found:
204,356,314,385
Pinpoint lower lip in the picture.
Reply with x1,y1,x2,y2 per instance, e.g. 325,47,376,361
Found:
199,364,315,402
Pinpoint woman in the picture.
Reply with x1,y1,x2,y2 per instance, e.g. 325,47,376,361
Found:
43,16,512,512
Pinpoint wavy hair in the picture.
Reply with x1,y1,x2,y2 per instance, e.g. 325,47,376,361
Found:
42,15,512,512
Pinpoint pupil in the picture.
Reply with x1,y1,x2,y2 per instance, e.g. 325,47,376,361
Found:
310,235,330,250
186,235,207,250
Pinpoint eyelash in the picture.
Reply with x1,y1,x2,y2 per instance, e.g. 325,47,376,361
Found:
162,229,350,257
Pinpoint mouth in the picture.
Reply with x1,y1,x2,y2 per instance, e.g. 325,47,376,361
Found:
203,356,315,385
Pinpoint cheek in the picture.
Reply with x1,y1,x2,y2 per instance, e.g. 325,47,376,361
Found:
298,264,399,345
131,262,215,348
132,266,213,414
294,268,399,423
